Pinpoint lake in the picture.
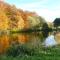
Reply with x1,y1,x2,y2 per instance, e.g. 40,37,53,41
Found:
0,32,60,53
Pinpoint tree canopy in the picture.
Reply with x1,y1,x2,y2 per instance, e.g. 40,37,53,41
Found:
53,18,60,27
0,1,47,31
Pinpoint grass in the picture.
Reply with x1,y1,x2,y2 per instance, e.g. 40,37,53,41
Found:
0,45,60,60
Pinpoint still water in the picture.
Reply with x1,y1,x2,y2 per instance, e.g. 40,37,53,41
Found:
0,32,59,53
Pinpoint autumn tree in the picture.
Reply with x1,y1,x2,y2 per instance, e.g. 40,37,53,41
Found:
0,9,8,30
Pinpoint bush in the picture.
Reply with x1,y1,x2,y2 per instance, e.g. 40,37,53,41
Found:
6,44,35,57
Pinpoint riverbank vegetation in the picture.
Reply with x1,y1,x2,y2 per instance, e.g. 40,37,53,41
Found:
0,45,60,60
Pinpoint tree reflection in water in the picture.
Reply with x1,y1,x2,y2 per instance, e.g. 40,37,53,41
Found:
0,32,44,54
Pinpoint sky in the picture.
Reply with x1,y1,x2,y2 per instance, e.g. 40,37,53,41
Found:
4,0,60,22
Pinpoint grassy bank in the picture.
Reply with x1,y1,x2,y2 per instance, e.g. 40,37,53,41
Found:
0,45,60,60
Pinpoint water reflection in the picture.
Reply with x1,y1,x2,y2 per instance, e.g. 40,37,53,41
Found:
0,32,44,53
0,32,60,53
44,35,57,47
0,34,9,53
43,31,60,47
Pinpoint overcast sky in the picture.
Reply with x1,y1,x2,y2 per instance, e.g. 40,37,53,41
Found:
4,0,60,22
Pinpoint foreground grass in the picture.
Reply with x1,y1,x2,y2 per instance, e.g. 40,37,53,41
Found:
0,45,60,60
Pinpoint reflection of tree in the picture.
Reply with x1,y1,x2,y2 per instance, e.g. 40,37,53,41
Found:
0,34,9,54
42,23,49,38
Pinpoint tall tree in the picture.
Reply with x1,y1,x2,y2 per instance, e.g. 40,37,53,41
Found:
53,18,60,27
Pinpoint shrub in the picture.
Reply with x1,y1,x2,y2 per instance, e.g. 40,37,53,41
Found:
6,44,35,57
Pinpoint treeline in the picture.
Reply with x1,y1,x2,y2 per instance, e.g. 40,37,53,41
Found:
0,1,59,33
0,1,47,32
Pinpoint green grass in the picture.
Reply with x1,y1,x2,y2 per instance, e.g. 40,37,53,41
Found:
0,45,60,60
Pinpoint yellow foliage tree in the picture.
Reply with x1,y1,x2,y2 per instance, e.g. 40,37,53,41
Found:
0,9,8,30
